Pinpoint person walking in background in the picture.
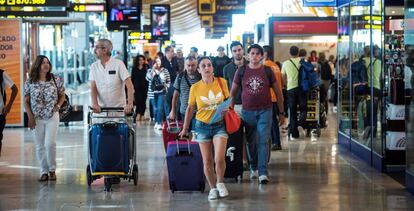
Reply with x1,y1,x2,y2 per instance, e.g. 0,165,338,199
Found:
263,45,283,151
213,46,231,77
176,48,185,73
169,56,201,129
179,57,229,201
0,68,18,157
318,52,332,114
147,56,171,130
24,55,66,182
131,55,149,121
282,46,307,140
308,50,318,66
162,46,179,120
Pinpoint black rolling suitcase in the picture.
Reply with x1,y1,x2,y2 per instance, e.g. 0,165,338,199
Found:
224,123,244,182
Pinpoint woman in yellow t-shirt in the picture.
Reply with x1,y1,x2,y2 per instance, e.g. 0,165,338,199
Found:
179,56,229,200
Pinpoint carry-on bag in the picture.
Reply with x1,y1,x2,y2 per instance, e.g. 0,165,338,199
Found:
224,125,244,181
162,119,183,152
166,139,205,193
90,121,129,175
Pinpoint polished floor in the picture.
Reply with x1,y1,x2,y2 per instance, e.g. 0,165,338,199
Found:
1,111,414,210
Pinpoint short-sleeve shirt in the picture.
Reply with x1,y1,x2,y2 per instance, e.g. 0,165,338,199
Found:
188,77,229,124
281,57,301,90
89,58,130,107
24,75,64,120
264,60,283,102
233,65,274,111
173,72,201,114
0,71,15,111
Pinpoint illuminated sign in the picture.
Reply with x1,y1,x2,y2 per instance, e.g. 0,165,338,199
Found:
106,0,141,31
0,0,68,6
128,31,152,40
0,10,68,17
69,3,105,12
150,4,170,40
303,0,336,7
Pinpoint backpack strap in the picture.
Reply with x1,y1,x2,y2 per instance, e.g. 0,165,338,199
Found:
263,66,274,87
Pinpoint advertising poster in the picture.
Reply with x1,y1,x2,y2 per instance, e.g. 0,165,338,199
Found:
0,19,22,126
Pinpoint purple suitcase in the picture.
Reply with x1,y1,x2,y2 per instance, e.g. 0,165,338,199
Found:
166,139,205,193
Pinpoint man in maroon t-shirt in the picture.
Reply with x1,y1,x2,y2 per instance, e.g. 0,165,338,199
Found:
229,44,285,184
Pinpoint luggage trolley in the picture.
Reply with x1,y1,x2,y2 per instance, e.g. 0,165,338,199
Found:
86,107,138,191
304,87,327,137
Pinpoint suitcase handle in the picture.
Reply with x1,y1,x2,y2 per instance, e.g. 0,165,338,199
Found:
175,137,191,156
102,121,118,129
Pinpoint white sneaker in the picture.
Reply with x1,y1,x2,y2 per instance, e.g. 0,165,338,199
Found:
259,175,270,184
216,183,229,198
153,123,159,129
289,135,298,141
298,126,306,137
250,170,258,180
208,188,219,200
332,106,337,113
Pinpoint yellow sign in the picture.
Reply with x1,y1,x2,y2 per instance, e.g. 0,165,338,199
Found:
128,31,152,40
0,19,23,126
0,0,48,6
198,0,216,15
200,16,213,28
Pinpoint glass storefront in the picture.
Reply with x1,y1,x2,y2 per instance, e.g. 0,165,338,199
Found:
405,0,414,193
338,0,405,171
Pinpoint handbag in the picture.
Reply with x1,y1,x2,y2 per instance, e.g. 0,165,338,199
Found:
52,74,72,119
217,77,241,134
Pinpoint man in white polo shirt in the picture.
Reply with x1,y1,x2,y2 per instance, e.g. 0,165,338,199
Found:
89,39,134,114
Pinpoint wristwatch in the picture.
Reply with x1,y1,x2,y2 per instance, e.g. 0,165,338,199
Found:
279,112,286,116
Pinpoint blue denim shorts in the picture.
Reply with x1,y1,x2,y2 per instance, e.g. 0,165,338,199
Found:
194,120,228,143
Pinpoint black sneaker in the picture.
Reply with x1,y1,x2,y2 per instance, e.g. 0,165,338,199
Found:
271,145,282,151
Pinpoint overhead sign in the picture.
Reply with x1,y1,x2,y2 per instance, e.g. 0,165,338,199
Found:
303,0,336,7
128,31,152,40
338,0,370,7
0,0,68,6
273,21,337,35
201,14,232,28
198,0,245,15
69,3,105,12
0,10,68,17
216,0,245,14
0,19,23,126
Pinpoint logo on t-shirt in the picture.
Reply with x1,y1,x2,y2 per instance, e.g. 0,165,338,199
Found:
200,90,222,110
246,76,264,94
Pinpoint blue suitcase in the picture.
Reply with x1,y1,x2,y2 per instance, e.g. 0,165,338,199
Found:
90,121,129,175
166,140,205,193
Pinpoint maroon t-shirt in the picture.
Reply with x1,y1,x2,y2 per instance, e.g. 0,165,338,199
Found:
233,66,274,111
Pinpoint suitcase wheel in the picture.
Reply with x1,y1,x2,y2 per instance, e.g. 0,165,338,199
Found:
132,164,138,186
170,182,176,193
199,182,205,193
104,178,112,192
86,165,92,186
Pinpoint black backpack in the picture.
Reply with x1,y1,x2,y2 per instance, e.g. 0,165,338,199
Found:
320,61,332,81
0,69,6,103
151,73,165,91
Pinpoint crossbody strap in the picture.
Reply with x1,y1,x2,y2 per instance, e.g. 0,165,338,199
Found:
216,77,228,99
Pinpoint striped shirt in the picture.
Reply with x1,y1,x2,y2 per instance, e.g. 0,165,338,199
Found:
146,67,171,99
173,72,201,114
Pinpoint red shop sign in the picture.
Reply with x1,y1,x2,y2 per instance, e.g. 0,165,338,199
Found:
273,21,337,35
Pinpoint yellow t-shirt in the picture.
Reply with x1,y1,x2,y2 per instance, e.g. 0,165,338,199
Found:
188,77,229,124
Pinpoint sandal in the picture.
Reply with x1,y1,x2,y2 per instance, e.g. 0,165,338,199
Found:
49,172,56,181
38,174,48,182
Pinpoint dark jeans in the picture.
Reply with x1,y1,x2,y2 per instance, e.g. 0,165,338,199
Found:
271,102,281,147
0,115,5,156
365,88,381,136
287,87,307,138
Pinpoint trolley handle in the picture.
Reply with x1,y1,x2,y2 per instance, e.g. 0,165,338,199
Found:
89,106,125,112
175,136,191,156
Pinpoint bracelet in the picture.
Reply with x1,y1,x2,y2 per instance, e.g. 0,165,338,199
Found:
279,112,285,115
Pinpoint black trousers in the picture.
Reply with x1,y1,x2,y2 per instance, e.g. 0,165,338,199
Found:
0,115,5,156
287,88,307,138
